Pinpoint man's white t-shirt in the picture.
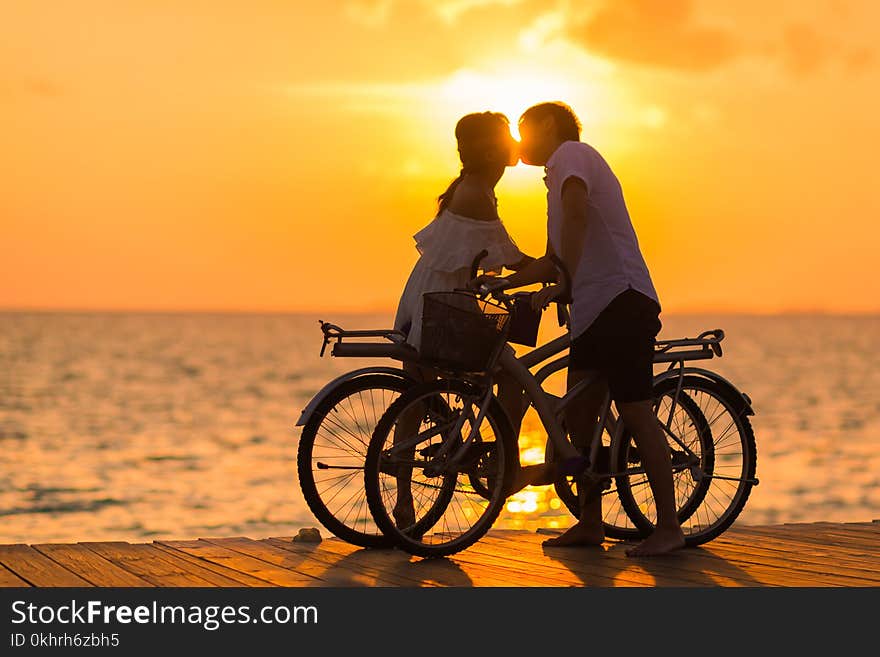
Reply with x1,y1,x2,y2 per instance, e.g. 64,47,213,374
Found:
544,140,660,339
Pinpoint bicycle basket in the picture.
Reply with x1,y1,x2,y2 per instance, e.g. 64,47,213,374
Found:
507,295,542,347
419,291,510,372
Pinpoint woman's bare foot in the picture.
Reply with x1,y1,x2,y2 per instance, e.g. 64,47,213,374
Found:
625,526,685,557
542,521,605,547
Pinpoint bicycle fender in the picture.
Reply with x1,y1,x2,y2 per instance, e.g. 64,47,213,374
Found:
294,366,416,427
652,367,755,416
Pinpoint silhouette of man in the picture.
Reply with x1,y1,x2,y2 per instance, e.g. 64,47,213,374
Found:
491,101,685,556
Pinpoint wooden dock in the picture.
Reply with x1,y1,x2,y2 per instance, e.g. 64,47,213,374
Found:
1,521,878,587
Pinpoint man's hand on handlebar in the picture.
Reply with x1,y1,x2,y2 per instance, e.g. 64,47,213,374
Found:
531,284,564,311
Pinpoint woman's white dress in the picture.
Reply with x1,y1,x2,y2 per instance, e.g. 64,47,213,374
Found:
393,209,525,351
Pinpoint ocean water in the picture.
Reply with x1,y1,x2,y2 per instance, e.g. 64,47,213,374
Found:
1,311,878,544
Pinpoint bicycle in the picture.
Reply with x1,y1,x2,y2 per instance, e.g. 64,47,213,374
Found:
294,254,497,548
362,260,759,558
294,252,638,547
294,324,418,547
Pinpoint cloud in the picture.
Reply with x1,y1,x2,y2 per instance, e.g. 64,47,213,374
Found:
343,0,395,27
782,24,831,75
781,23,875,76
0,77,66,100
562,1,875,77
566,0,741,72
343,0,527,27
428,0,526,23
845,47,874,73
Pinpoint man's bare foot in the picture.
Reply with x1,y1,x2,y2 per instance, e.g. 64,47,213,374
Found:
625,526,685,557
542,522,605,547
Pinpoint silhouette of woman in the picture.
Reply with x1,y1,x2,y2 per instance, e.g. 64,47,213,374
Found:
391,111,533,528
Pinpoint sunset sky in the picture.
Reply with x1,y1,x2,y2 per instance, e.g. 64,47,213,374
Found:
2,0,878,313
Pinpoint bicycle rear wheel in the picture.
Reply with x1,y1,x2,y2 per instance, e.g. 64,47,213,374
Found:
615,375,757,546
364,379,518,558
297,374,411,547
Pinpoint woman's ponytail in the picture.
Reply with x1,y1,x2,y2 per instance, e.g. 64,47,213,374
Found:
436,168,466,216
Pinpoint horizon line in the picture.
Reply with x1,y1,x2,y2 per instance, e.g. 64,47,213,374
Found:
2,305,879,317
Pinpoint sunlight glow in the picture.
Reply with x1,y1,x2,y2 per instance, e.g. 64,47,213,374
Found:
438,67,581,140
506,490,540,514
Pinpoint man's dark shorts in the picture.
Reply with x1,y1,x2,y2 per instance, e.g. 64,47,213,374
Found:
569,288,661,403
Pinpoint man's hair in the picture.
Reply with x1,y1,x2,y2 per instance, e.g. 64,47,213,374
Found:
519,102,581,141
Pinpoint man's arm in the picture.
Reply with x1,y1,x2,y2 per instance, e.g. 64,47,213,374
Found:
557,176,589,292
489,239,557,289
505,254,537,271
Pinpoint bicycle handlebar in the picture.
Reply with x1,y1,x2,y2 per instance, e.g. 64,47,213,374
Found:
467,250,574,328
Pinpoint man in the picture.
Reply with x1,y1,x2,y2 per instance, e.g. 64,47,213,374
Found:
491,101,685,556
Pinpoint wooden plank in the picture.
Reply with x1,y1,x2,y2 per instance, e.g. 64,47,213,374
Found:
778,522,880,540
728,526,880,561
479,533,748,587
158,539,322,587
80,542,219,587
445,542,612,587
431,532,651,587
272,536,511,587
150,543,276,587
708,535,880,582
487,531,755,587
308,536,542,587
206,537,384,587
700,542,879,586
32,544,153,587
399,530,672,586
712,536,880,576
497,531,832,587
0,544,92,587
276,537,506,587
799,523,880,543
273,537,516,587
727,524,879,549
141,543,271,587
264,538,426,587
0,563,32,587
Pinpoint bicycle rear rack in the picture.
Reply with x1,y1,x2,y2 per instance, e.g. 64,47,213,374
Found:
318,320,416,361
653,329,724,364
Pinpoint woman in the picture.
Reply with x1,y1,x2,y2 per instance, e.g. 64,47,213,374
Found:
391,111,533,528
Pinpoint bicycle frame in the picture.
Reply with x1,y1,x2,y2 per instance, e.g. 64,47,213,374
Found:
411,324,753,486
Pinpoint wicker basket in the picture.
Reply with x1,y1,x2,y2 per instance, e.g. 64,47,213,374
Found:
419,291,510,372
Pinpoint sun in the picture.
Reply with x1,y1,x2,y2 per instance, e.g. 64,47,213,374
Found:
437,67,582,140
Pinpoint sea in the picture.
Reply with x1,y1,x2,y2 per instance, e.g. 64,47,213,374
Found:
1,311,878,544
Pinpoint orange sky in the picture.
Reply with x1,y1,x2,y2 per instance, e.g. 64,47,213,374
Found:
2,1,878,313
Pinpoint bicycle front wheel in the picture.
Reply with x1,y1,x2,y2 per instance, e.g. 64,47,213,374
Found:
615,375,757,546
364,379,519,558
297,373,411,548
